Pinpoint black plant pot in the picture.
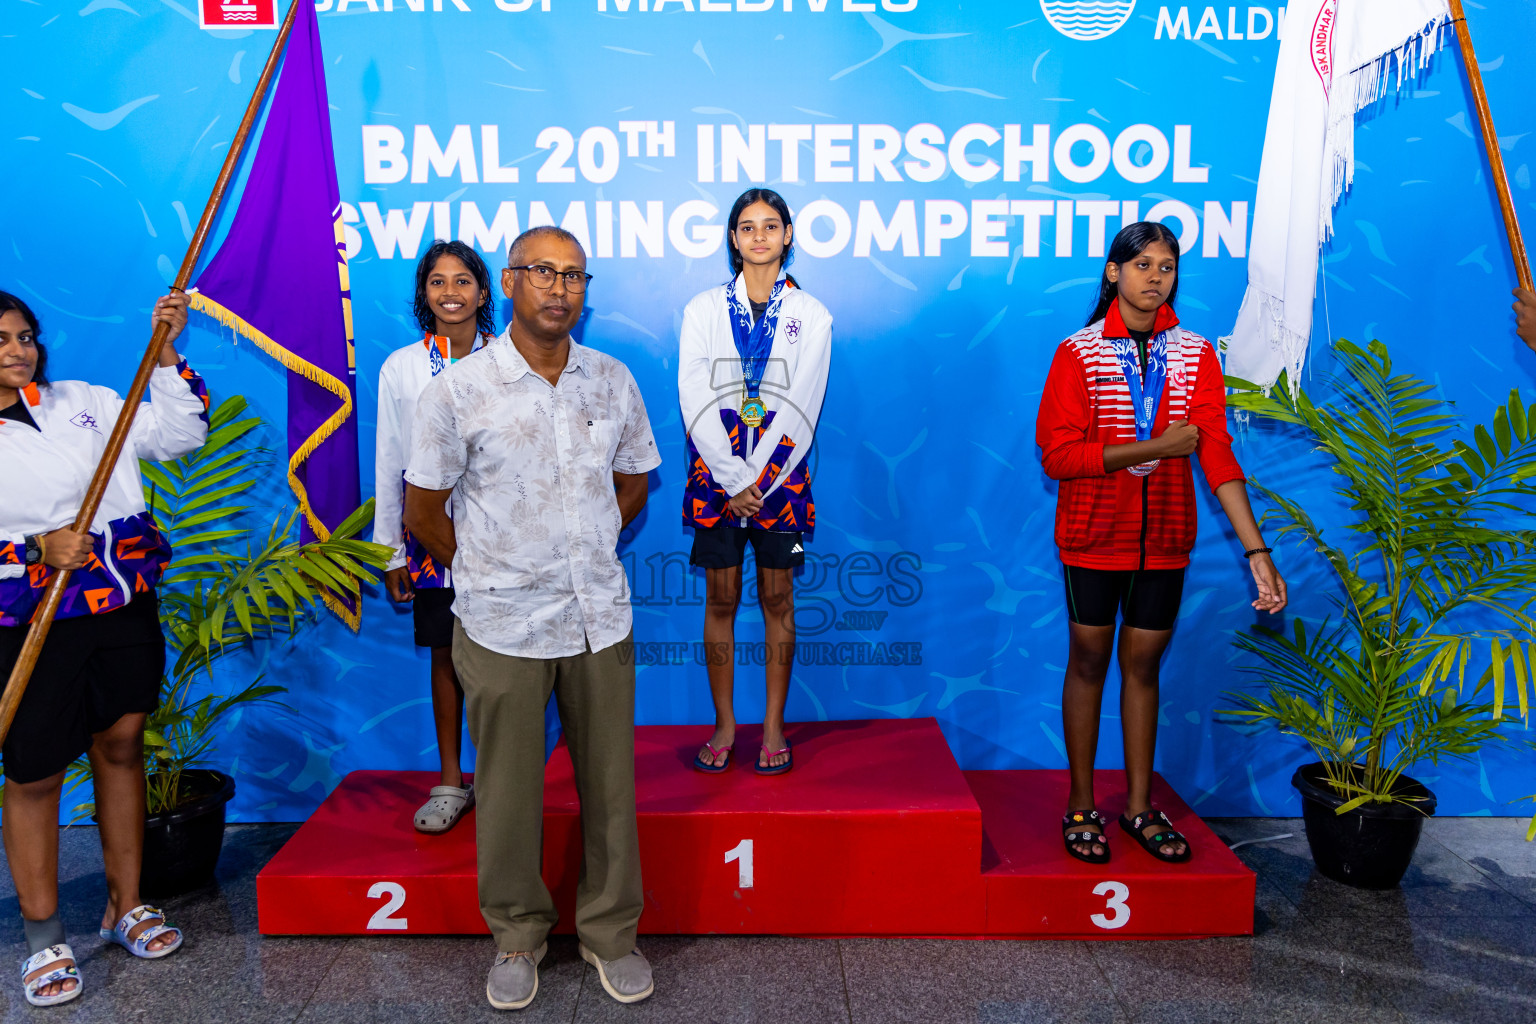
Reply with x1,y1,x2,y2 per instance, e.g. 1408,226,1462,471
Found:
140,770,236,899
1291,762,1436,890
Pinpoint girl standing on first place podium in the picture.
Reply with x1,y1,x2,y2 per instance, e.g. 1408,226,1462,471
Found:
1035,222,1287,866
679,188,832,776
374,240,495,833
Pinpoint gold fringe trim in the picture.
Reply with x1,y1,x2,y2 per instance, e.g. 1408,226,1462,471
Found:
318,588,361,632
189,291,362,631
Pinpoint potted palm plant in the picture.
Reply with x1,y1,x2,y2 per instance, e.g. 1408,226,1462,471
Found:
65,395,390,896
1225,340,1536,889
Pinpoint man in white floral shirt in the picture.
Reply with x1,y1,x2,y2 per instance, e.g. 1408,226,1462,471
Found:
404,226,661,1010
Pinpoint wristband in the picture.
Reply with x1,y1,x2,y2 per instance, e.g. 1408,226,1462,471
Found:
1244,546,1273,558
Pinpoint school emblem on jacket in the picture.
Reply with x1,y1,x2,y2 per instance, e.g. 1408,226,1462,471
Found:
428,343,446,376
70,410,101,433
784,318,802,343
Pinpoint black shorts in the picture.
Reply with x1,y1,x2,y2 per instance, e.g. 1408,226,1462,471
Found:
1063,566,1186,632
413,587,456,649
0,594,163,784
690,527,805,570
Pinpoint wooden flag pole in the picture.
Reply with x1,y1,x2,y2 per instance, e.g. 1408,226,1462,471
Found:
1448,0,1532,292
0,0,301,746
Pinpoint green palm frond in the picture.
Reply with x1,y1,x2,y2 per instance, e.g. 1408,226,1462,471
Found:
27,396,390,818
123,396,392,813
1224,341,1536,825
143,395,263,542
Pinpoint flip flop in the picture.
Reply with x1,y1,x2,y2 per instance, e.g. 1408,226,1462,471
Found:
693,741,732,774
755,741,792,776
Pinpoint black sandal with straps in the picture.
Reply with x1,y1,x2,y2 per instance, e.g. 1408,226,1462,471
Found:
1119,808,1192,863
1061,809,1111,864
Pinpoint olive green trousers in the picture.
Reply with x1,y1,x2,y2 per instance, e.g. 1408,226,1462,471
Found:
452,623,641,960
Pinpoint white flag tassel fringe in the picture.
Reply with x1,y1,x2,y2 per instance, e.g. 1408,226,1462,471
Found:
1224,0,1450,394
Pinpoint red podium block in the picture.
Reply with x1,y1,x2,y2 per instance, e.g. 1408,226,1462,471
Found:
258,718,986,936
548,718,986,936
256,719,1253,939
968,770,1255,939
256,771,486,935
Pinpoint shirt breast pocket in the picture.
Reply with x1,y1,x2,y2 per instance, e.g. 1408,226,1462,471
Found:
586,418,620,469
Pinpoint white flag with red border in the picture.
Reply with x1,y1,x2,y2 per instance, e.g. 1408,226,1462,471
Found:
1223,0,1451,392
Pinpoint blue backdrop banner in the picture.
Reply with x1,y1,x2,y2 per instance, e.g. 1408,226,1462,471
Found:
2,0,1532,821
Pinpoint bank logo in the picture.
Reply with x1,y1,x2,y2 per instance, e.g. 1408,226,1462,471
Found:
199,0,277,29
1039,0,1137,41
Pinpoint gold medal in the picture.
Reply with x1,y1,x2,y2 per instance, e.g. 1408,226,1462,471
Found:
741,396,766,428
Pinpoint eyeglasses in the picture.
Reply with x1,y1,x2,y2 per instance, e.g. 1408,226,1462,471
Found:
509,264,593,292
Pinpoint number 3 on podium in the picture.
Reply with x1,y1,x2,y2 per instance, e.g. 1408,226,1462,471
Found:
367,881,409,930
1090,881,1130,930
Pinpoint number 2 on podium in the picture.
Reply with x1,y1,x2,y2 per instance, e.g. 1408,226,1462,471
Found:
367,881,409,930
1090,881,1130,930
724,839,754,889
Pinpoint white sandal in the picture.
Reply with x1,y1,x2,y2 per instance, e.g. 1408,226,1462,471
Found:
22,944,81,1007
414,783,474,833
100,904,183,959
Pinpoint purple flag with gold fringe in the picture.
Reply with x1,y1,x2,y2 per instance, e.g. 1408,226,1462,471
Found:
189,2,360,624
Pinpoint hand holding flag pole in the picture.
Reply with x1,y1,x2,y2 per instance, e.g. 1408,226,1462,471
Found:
0,0,302,747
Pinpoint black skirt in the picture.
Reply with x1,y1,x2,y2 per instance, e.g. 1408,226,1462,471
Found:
0,594,163,784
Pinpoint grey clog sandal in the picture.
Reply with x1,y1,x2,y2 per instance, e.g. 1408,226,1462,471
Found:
414,783,474,833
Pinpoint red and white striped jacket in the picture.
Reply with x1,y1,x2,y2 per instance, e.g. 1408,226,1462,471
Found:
1035,302,1245,571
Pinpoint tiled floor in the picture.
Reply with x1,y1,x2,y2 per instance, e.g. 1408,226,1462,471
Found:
0,817,1531,1022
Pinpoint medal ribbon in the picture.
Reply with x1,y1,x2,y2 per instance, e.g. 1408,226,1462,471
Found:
1112,330,1169,443
424,330,487,377
726,275,788,401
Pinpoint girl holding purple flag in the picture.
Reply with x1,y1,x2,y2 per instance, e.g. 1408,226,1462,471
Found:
0,289,208,1006
374,241,496,833
679,189,832,777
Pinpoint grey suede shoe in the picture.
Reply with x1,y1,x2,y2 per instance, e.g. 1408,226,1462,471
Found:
486,942,546,1011
578,943,654,1004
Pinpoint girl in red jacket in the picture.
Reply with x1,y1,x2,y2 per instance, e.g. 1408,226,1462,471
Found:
1036,222,1286,865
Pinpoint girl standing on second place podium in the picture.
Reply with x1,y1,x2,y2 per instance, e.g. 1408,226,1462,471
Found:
1035,221,1286,866
374,240,496,832
680,188,832,776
